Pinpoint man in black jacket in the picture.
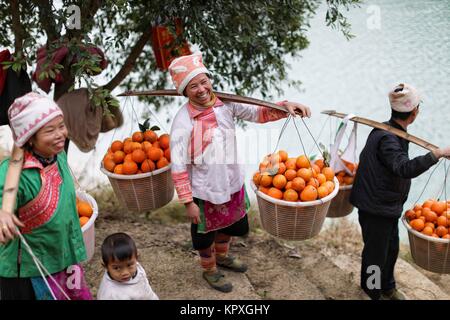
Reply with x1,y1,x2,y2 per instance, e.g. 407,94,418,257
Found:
350,83,450,300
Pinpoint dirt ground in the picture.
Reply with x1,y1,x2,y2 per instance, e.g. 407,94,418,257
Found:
82,188,450,300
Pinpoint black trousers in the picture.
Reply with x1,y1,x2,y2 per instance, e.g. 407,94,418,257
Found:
358,210,399,300
0,277,36,300
191,214,249,250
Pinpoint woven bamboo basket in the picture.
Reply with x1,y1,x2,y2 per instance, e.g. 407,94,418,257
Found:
327,184,354,218
402,216,450,274
250,177,339,241
100,164,174,212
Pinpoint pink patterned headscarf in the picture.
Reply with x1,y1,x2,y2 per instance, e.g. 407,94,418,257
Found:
8,92,64,147
168,52,211,94
389,83,421,112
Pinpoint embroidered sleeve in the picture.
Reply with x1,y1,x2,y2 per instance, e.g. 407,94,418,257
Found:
172,171,193,203
258,100,288,123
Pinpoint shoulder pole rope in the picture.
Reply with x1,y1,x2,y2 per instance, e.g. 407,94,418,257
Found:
1,145,70,300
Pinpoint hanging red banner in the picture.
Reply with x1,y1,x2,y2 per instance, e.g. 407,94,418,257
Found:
151,19,191,71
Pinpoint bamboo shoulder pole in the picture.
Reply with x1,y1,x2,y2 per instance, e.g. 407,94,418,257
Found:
117,89,289,112
321,110,438,152
1,145,24,214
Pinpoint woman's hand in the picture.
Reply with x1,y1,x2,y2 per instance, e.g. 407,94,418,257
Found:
433,146,450,160
280,101,312,118
185,202,201,224
0,210,25,244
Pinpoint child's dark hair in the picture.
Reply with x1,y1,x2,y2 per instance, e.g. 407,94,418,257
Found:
101,233,138,265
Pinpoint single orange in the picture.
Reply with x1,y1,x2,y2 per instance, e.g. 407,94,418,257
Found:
110,140,124,153
283,189,299,202
158,134,170,150
164,148,171,162
122,161,138,175
321,167,335,181
113,164,123,174
141,159,155,173
144,130,158,143
132,149,146,163
77,201,93,218
132,131,144,142
267,187,283,200
300,185,318,202
284,169,297,181
156,157,169,169
79,216,89,227
259,172,273,188
103,159,116,172
147,147,164,162
296,155,311,169
113,150,125,164
297,168,312,182
291,177,306,192
273,174,287,189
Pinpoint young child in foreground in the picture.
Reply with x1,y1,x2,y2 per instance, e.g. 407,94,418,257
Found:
97,232,159,300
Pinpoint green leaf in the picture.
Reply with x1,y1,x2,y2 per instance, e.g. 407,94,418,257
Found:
150,125,160,131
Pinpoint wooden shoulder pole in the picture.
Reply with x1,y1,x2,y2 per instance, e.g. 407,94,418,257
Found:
321,110,438,152
1,145,24,214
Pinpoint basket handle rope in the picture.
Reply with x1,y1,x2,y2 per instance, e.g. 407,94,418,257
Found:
413,159,444,206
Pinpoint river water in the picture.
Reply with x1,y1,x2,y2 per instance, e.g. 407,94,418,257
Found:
1,0,448,241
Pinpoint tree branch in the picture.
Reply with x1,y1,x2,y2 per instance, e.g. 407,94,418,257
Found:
9,0,26,52
103,29,153,92
32,0,59,43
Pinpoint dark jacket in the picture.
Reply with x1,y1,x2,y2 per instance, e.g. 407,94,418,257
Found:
350,119,438,219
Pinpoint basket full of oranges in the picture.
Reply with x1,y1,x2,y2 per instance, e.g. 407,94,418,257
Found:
76,191,98,262
251,151,339,241
402,199,450,274
327,160,358,218
100,124,174,212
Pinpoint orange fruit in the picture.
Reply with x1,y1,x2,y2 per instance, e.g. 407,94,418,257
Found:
124,153,133,162
300,185,318,202
419,216,426,223
103,153,114,163
297,168,312,182
291,177,306,192
122,161,138,175
267,187,283,200
147,147,163,162
159,134,170,150
283,189,298,202
258,186,270,194
77,201,93,218
311,164,321,178
296,155,311,169
321,167,335,181
131,149,146,163
164,148,171,162
152,141,161,149
307,178,320,188
314,159,325,170
317,186,329,199
414,204,423,211
285,181,293,190
259,160,269,172
410,219,425,232
123,141,134,154
113,164,123,174
405,210,416,221
141,159,155,173
284,169,297,181
424,209,438,223
103,159,116,172
422,226,434,236
317,173,327,185
144,130,158,143
253,172,261,186
142,141,153,153
156,157,169,169
79,216,89,227
443,234,450,239
431,201,447,215
343,176,354,185
259,172,273,188
423,200,434,209
323,181,335,194
437,215,448,227
424,222,435,230
272,174,287,189
111,140,124,153
274,162,286,175
285,158,297,170
436,226,448,238
131,142,143,151
112,150,125,164
123,137,132,144
277,150,288,162
132,131,144,142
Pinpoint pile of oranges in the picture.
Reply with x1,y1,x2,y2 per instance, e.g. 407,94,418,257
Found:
102,130,170,175
405,199,450,239
336,159,358,186
253,151,336,202
77,199,94,228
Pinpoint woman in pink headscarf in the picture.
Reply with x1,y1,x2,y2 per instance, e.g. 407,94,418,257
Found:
168,52,311,293
0,92,92,300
